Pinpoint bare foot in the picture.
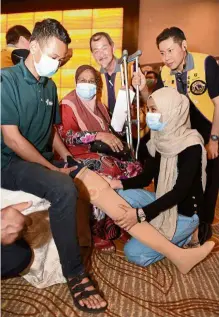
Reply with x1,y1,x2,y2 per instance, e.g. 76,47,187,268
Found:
175,241,215,274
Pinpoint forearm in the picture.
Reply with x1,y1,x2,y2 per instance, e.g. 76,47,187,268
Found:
74,131,97,144
142,189,180,221
5,134,56,170
121,157,155,190
52,128,72,160
121,172,152,190
140,86,149,103
211,97,219,136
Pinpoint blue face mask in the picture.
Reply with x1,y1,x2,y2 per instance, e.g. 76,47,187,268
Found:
76,83,96,100
146,112,166,131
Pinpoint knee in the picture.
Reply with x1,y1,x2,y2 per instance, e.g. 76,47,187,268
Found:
1,240,32,278
124,240,140,261
85,172,111,201
15,239,32,272
51,174,78,203
117,189,156,209
124,241,157,267
124,242,133,259
19,243,32,273
60,176,78,197
124,242,144,266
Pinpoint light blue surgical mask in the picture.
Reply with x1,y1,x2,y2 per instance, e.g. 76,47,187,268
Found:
76,83,96,100
146,112,166,131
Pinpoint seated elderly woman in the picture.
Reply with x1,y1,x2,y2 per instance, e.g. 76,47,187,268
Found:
57,64,142,253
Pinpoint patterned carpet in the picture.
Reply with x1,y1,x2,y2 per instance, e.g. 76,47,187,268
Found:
1,199,219,317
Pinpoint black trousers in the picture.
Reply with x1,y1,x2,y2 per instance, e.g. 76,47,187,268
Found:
203,156,219,223
1,157,84,278
1,239,32,278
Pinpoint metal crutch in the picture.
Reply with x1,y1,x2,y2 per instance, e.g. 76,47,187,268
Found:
122,49,134,154
126,50,142,159
119,59,131,146
133,53,142,160
118,50,142,158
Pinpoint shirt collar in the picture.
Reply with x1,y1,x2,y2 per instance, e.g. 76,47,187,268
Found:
170,52,194,75
100,57,120,74
19,58,47,85
7,44,16,48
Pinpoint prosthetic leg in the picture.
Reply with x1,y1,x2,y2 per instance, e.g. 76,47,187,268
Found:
74,167,215,274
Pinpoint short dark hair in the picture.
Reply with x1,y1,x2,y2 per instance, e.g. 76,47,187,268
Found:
146,71,158,79
156,27,186,48
30,19,71,45
90,32,114,51
6,25,31,45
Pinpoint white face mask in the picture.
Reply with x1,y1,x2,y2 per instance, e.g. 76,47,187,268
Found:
76,83,97,100
33,49,59,77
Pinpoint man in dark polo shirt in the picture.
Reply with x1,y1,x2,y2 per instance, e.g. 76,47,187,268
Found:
89,32,121,115
1,18,107,313
133,27,219,229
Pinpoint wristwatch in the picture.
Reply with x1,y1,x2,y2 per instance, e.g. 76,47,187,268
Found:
210,135,219,141
136,208,146,223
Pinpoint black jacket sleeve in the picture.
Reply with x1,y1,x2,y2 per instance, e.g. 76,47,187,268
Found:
205,56,219,99
141,145,202,222
121,154,156,190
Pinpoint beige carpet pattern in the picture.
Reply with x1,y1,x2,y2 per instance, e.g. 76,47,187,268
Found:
2,200,219,317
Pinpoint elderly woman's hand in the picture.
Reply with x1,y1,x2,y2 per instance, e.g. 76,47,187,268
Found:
96,132,123,152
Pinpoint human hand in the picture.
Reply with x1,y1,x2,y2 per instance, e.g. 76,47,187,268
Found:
96,132,123,152
205,140,219,159
58,166,79,175
1,202,32,245
115,205,138,231
101,176,123,189
132,67,147,92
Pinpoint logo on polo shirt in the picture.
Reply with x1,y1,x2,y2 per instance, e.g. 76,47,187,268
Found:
46,99,53,106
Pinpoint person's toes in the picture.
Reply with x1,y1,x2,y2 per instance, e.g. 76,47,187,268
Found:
90,295,100,308
78,299,85,307
83,298,91,309
90,297,98,309
92,295,101,308
94,294,107,308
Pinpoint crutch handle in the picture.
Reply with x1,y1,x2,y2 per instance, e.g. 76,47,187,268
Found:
122,49,128,58
117,50,129,65
127,50,142,63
